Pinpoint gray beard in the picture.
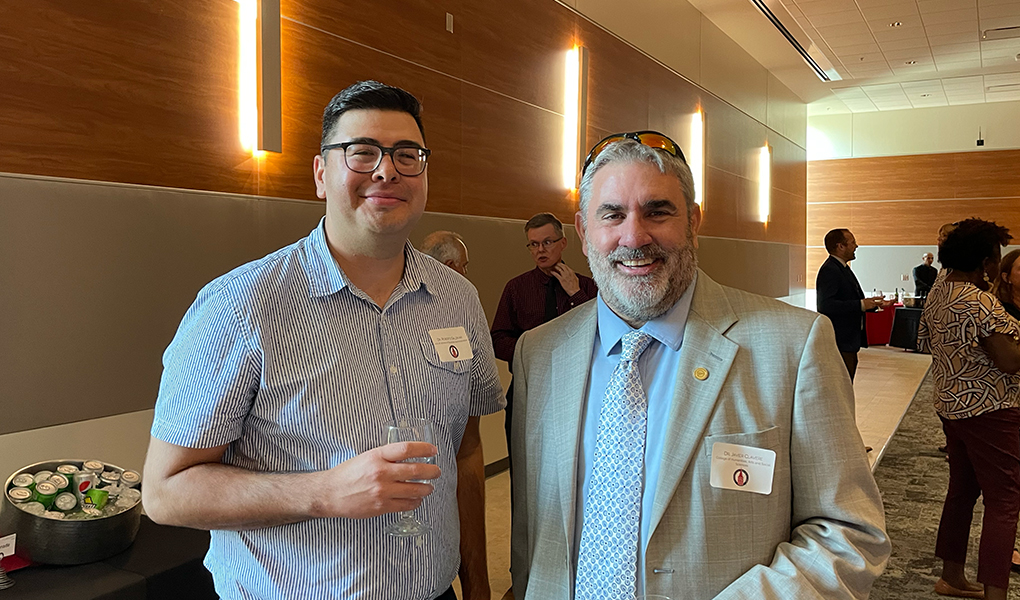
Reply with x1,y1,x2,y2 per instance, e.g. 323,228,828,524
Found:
587,236,698,325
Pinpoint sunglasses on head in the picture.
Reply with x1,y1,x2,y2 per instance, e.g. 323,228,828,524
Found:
582,131,687,176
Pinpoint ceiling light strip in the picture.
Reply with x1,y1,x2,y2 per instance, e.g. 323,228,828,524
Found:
747,0,831,82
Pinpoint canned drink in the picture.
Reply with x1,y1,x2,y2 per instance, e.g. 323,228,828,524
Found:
120,488,141,504
100,471,121,486
54,492,77,511
33,470,54,485
48,473,71,494
84,487,109,510
120,470,141,488
56,464,79,476
7,487,33,504
73,471,97,504
42,511,66,520
82,460,104,474
82,506,102,517
12,473,35,489
33,480,58,509
20,501,46,515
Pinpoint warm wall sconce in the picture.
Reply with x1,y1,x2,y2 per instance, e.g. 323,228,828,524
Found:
237,0,281,154
562,44,588,191
758,145,771,223
690,110,705,206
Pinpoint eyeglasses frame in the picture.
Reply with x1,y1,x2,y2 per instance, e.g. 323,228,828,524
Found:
320,141,432,177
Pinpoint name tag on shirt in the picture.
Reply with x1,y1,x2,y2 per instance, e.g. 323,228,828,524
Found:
709,442,776,495
428,327,473,362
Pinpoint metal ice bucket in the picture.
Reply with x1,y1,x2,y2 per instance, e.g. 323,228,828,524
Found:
0,459,142,565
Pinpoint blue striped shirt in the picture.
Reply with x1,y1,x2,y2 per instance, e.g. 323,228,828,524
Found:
152,218,505,600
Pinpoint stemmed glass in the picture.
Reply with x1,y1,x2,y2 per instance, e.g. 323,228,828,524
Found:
384,418,436,537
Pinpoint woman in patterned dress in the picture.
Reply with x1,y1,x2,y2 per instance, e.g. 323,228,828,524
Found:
919,219,1020,600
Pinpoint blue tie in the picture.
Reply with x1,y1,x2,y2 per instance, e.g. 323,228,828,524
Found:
575,330,655,600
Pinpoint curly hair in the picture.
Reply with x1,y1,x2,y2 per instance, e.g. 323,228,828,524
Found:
938,218,1012,272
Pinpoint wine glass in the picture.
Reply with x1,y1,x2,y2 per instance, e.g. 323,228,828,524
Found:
873,289,884,312
384,418,436,537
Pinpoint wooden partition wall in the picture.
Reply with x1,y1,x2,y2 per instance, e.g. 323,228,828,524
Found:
1,0,805,248
806,148,1020,285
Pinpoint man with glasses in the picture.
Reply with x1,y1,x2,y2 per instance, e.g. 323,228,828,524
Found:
143,80,504,600
510,132,889,599
490,213,597,476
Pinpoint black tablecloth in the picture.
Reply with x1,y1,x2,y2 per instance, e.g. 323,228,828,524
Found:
2,516,215,600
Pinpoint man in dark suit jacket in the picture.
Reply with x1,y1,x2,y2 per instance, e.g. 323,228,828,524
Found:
913,252,937,297
816,229,886,382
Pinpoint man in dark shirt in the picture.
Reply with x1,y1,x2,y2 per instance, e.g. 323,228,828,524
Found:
491,213,597,472
913,252,937,297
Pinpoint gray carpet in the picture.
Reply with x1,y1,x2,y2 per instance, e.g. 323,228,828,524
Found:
870,370,1020,599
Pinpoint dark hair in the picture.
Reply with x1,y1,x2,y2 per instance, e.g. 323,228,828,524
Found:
938,218,1011,272
824,229,851,254
321,80,425,148
993,248,1020,306
525,213,564,236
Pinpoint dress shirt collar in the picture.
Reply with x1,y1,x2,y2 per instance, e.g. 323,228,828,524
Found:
831,254,849,268
596,272,698,356
304,217,433,299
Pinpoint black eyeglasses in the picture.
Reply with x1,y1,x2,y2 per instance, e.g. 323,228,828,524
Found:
582,131,687,176
321,141,431,177
525,237,564,251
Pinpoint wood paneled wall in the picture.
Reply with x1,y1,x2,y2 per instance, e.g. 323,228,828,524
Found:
806,148,1020,286
1,0,805,246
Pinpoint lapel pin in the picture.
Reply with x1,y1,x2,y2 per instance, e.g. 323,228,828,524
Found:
694,367,709,381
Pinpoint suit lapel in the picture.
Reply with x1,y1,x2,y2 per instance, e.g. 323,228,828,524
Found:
648,273,739,539
550,304,598,542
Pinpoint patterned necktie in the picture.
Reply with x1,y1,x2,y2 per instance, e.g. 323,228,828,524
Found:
575,330,655,600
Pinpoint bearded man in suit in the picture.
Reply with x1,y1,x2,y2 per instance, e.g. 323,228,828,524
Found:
816,229,887,382
509,132,889,600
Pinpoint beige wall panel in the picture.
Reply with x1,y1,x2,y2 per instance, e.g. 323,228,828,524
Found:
0,174,326,436
766,73,808,149
699,17,769,124
575,0,703,83
809,101,1020,160
697,238,793,298
807,113,853,160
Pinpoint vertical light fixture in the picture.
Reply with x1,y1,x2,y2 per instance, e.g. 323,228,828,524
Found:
758,145,771,223
690,110,705,206
562,44,588,191
237,0,281,155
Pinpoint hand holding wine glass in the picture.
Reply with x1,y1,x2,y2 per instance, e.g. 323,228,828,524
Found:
384,418,438,537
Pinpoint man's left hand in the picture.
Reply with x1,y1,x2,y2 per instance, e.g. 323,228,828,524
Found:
551,263,581,296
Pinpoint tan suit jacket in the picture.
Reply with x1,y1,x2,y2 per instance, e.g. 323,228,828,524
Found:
510,271,889,599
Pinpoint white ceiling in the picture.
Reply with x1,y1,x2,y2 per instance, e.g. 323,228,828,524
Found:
693,0,1020,113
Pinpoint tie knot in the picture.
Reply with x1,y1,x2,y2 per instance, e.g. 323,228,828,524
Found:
620,331,654,362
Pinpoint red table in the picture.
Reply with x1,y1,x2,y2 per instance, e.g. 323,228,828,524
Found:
866,302,902,345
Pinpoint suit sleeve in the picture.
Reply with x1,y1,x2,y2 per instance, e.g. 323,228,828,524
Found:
510,330,533,595
713,316,890,600
816,264,863,317
491,282,522,364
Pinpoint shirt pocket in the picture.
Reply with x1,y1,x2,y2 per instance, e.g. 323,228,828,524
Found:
419,339,471,375
702,426,782,456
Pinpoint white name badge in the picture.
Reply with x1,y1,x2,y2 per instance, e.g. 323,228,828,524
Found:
428,327,473,362
710,442,777,495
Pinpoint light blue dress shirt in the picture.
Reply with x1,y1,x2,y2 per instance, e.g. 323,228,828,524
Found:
572,274,697,597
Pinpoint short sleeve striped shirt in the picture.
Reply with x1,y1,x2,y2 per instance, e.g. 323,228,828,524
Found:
152,218,505,600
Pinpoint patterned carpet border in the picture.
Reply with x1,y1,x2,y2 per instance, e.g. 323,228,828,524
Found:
869,368,1020,598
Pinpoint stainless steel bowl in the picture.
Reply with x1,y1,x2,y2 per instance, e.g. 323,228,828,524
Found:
0,459,141,565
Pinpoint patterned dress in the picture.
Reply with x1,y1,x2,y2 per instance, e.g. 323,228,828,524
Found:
919,280,1020,420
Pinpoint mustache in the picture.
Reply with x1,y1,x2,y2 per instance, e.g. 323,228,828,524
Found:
606,244,669,263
